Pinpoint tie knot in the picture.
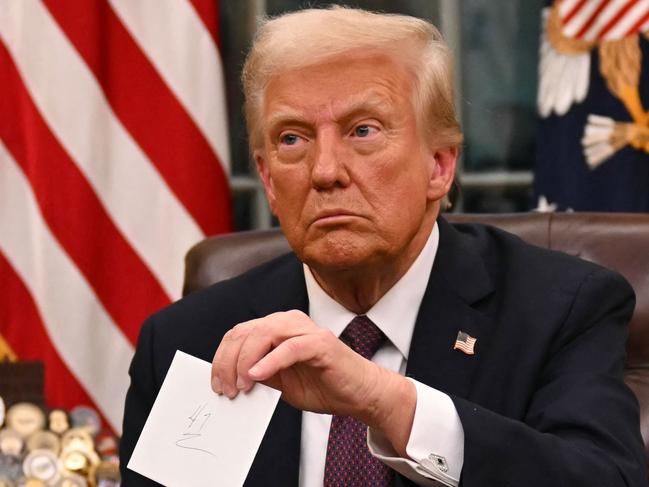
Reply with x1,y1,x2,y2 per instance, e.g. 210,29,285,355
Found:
340,315,386,359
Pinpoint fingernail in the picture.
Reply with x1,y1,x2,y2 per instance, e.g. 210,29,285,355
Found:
236,376,246,390
225,384,238,399
212,377,222,394
249,365,261,378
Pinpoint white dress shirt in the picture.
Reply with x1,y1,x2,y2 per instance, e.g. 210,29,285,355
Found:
299,223,464,486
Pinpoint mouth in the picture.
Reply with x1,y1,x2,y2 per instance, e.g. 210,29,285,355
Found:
311,210,360,226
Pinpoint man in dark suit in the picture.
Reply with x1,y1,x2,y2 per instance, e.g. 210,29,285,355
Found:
120,6,646,487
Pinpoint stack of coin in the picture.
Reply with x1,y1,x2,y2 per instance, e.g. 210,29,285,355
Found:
0,398,120,487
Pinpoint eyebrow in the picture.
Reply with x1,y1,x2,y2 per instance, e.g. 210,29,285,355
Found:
344,91,394,113
265,109,311,133
265,90,394,132
336,94,392,123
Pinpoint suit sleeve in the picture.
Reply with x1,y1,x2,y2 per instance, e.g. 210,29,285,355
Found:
119,316,164,486
452,268,647,487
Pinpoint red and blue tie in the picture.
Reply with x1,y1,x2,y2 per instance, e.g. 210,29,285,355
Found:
323,315,395,486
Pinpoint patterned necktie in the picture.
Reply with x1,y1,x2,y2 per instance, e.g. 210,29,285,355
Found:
324,315,395,486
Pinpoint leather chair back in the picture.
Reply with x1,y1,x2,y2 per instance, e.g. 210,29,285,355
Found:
183,212,649,474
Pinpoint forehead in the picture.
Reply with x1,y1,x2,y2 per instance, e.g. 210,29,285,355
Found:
262,53,415,124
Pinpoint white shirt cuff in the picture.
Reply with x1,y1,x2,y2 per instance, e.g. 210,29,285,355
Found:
367,378,464,486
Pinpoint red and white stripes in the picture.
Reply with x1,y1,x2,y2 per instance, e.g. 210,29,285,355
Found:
559,0,649,41
0,0,231,433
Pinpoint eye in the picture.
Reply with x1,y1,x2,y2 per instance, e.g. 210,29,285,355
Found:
352,125,378,138
280,133,301,146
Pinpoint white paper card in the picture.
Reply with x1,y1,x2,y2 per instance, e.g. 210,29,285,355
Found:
128,350,282,487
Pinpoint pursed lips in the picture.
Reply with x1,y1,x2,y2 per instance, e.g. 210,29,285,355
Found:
311,209,361,225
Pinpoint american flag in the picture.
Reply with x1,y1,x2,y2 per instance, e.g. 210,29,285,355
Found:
0,0,231,433
453,331,477,356
558,0,649,41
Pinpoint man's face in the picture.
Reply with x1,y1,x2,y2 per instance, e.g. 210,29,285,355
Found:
255,53,455,273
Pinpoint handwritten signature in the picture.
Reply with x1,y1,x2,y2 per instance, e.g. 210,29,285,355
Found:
175,402,216,457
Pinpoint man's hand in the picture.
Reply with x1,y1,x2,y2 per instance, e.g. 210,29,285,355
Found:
210,309,416,456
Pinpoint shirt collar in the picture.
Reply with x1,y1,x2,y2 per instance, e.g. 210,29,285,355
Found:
304,223,439,360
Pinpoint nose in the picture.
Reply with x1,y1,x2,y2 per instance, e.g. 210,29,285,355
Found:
311,129,351,190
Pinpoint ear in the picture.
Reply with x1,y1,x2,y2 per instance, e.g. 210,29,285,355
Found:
426,145,458,202
254,150,279,216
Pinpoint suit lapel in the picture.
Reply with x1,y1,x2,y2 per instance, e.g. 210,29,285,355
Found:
249,253,309,319
245,254,307,486
242,221,496,484
407,217,495,399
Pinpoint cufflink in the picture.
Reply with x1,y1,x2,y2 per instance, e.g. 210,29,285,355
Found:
428,453,448,473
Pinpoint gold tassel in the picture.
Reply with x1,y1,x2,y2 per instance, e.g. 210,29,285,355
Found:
582,114,649,169
0,333,17,362
625,122,649,152
547,3,595,55
599,35,647,125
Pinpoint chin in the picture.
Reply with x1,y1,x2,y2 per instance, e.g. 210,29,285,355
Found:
299,231,378,271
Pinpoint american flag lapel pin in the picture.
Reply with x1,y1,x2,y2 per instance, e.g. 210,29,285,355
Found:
454,331,476,355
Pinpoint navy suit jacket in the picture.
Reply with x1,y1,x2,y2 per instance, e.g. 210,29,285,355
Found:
120,218,647,486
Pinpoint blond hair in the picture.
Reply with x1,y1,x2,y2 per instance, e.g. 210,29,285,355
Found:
242,6,463,152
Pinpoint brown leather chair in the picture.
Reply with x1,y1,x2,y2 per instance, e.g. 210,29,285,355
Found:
183,212,649,477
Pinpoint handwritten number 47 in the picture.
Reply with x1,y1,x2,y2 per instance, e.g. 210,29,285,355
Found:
187,403,211,432
175,402,215,457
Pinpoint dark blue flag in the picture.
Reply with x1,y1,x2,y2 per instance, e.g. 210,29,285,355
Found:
535,0,649,211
